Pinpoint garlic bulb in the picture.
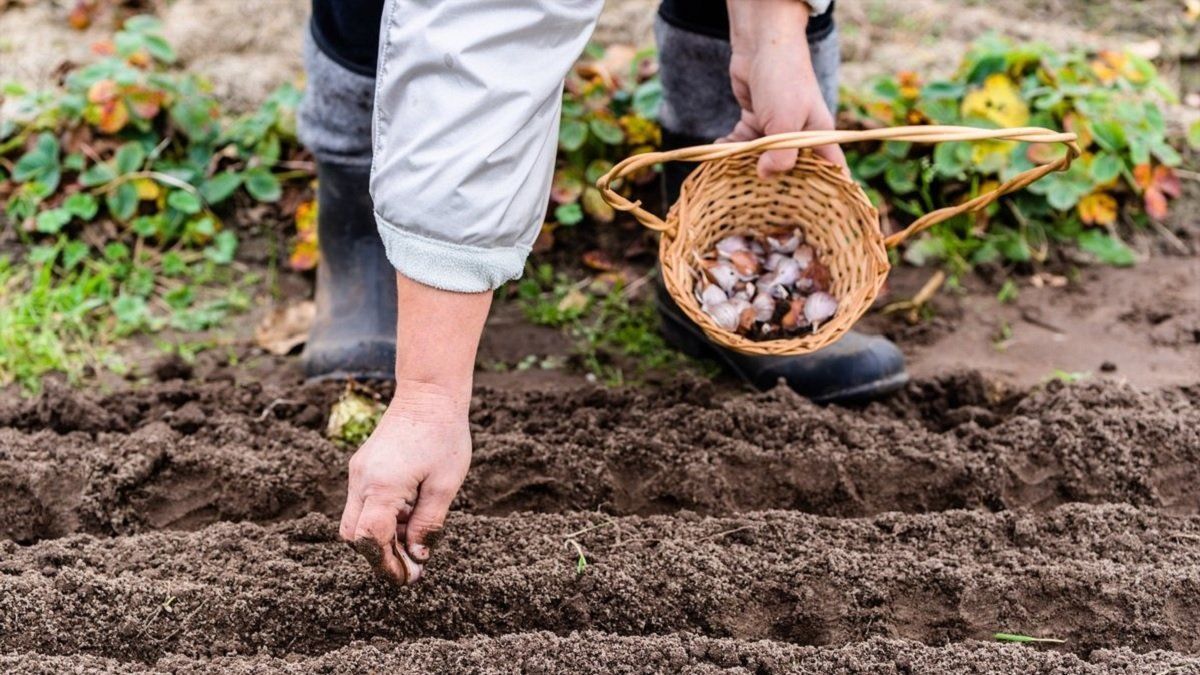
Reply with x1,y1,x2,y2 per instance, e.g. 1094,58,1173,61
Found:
698,283,727,308
704,301,742,331
752,293,776,322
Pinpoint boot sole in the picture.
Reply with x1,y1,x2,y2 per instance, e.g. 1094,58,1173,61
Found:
657,300,909,405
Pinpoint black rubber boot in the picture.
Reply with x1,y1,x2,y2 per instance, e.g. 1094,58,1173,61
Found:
300,162,397,381
657,130,908,404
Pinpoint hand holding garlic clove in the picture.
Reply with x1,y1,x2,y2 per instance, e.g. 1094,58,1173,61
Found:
693,226,839,340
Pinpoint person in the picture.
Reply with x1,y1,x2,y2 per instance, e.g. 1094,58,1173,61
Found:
297,0,907,585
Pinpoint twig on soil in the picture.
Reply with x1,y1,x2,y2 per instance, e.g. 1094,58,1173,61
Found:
259,398,299,420
1019,308,1066,335
693,525,758,542
882,270,945,324
1147,219,1190,255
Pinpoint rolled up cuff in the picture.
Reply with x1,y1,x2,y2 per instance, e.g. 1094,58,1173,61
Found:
376,213,529,293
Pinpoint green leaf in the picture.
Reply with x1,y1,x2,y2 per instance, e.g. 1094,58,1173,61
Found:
114,142,146,174
167,190,203,214
63,193,99,220
632,79,663,120
161,251,186,276
585,159,614,185
855,152,890,180
920,81,966,100
35,209,72,234
1090,153,1122,184
1189,120,1200,150
554,203,584,226
884,163,918,194
105,182,140,221
112,294,149,328
1078,230,1135,267
80,162,117,187
933,142,970,179
122,14,163,33
996,232,1032,263
559,119,588,152
143,35,177,64
1090,120,1127,152
62,241,89,270
200,171,242,205
103,242,130,262
588,117,624,146
131,214,163,238
204,230,238,265
1149,139,1181,167
243,168,282,202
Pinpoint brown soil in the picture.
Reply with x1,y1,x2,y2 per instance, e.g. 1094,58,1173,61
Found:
3,374,1198,543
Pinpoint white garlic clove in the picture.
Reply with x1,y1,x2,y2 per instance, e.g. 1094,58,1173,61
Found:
764,252,789,272
772,257,801,287
704,301,742,332
749,240,765,257
804,291,838,327
698,283,728,308
715,235,750,257
793,245,814,270
704,261,739,292
752,293,776,322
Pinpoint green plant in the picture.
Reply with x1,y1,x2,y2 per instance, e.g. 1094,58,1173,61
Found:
549,44,662,230
513,264,714,386
842,34,1181,274
993,633,1066,644
0,16,308,389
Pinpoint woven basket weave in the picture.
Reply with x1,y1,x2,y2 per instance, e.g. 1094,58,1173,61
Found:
597,125,1080,356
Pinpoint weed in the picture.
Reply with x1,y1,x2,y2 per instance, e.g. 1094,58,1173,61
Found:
994,633,1067,644
1047,369,1091,384
996,279,1019,304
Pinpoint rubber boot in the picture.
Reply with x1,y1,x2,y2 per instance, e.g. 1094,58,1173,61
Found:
300,162,397,381
657,130,908,404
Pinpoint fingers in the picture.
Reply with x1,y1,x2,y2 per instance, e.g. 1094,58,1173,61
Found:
813,142,849,173
349,495,423,585
405,480,459,563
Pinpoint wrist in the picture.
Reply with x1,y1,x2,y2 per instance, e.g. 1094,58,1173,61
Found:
389,378,472,421
728,0,810,49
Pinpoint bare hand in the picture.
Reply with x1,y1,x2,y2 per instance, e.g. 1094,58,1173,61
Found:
723,0,846,179
339,383,471,584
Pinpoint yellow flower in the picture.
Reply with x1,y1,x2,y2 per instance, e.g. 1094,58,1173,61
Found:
1078,191,1118,226
961,74,1030,128
898,71,921,100
134,179,160,201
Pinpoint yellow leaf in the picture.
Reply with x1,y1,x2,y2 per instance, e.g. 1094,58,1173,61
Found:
898,71,921,99
289,199,320,271
961,74,1030,128
87,79,118,104
134,178,160,201
556,287,590,314
1078,192,1118,226
94,99,130,134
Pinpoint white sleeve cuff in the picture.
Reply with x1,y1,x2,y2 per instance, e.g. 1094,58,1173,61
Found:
376,213,529,293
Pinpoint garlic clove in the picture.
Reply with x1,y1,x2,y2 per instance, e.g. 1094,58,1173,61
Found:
768,232,801,254
751,293,776,322
703,260,740,292
729,249,760,277
764,252,789,272
804,291,838,327
772,257,801,287
715,235,749,257
698,283,728,308
703,300,742,332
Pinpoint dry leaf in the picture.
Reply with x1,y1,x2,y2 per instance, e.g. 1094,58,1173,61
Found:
254,301,316,355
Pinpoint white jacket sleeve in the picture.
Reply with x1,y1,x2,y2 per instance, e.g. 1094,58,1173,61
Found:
370,0,603,293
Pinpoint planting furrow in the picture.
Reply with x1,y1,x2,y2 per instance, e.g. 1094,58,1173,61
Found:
1,634,1197,674
2,504,1198,660
2,376,1198,540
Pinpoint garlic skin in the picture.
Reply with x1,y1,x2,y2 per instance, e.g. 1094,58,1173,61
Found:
804,291,838,326
729,250,760,277
764,252,789,272
715,235,749,257
793,245,814,270
768,231,801,254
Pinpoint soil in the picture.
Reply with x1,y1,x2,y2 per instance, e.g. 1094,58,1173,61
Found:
3,2,1200,673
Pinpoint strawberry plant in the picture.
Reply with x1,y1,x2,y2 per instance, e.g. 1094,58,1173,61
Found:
549,44,662,232
841,34,1181,273
0,16,310,390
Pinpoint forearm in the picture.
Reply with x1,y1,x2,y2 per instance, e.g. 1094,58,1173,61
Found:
392,272,491,412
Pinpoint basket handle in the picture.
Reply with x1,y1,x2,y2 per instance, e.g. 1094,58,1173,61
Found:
595,125,1080,246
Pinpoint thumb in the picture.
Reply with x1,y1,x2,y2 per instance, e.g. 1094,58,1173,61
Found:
405,480,458,563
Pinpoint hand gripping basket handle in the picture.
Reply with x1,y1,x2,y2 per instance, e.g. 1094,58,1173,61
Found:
595,125,1081,247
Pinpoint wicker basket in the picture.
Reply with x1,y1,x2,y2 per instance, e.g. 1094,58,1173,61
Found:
596,125,1079,356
